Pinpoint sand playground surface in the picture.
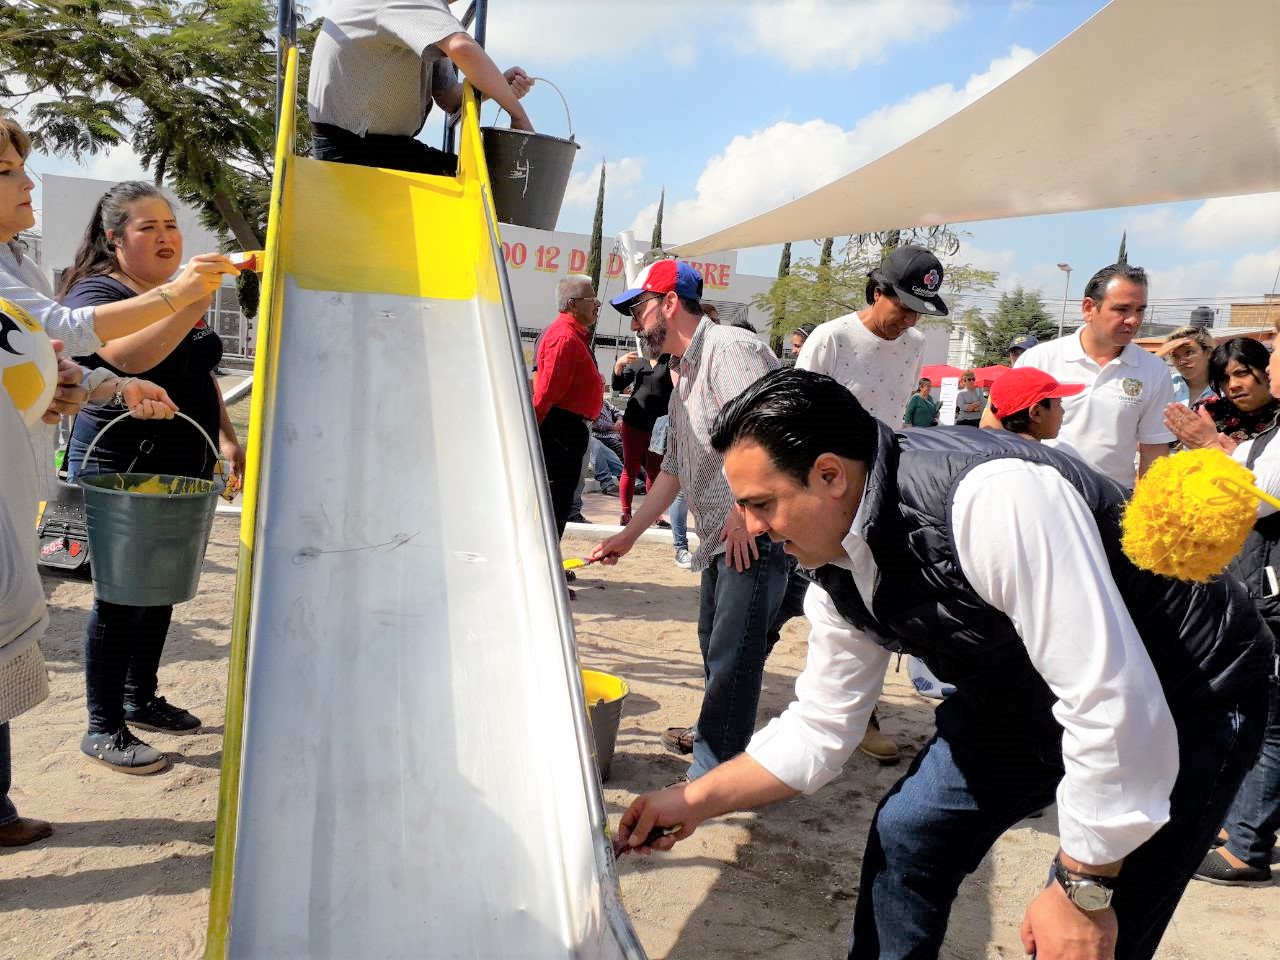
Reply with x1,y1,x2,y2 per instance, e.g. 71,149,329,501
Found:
1,504,1277,959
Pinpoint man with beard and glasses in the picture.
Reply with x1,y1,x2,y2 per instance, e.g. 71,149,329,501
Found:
590,259,789,780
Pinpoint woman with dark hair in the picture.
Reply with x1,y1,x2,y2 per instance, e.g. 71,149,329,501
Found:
62,181,245,775
789,323,816,357
1166,338,1278,453
610,348,673,526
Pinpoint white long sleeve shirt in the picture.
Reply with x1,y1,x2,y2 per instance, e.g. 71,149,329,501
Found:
747,457,1180,866
1,241,103,357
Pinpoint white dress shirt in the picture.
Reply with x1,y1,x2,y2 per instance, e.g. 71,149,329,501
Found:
1015,330,1175,488
747,457,1180,866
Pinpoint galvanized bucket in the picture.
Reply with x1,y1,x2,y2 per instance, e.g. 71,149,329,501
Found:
482,78,580,230
77,411,225,606
581,669,629,781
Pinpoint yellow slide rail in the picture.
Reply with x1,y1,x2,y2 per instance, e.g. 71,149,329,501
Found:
203,40,297,959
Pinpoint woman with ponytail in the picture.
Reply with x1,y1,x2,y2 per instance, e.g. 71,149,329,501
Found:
0,119,238,356
61,180,245,776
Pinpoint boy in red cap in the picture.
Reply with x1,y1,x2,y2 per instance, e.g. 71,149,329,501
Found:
988,368,1085,442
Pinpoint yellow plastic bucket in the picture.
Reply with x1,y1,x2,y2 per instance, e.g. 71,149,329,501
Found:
581,669,628,781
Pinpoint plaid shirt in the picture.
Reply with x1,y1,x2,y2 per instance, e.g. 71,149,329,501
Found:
663,317,779,571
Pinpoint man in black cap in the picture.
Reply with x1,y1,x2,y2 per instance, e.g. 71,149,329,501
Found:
787,243,950,763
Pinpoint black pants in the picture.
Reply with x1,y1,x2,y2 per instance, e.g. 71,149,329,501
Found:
84,601,174,733
539,407,589,540
312,124,458,176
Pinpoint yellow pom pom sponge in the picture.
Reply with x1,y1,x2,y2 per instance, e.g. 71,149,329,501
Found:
1122,448,1280,582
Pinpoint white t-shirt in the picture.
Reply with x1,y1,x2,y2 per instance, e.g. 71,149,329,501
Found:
796,313,926,425
1015,330,1175,488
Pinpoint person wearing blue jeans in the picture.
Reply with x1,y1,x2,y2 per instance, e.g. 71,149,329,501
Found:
689,535,789,779
1207,674,1280,883
615,369,1271,959
592,259,785,776
649,415,691,568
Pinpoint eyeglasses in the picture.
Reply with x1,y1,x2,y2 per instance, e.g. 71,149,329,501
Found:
568,296,600,308
628,294,665,320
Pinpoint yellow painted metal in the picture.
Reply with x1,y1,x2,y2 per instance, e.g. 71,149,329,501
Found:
204,43,298,960
205,76,499,957
285,89,499,301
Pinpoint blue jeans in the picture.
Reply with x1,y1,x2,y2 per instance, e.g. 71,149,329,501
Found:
0,722,16,825
670,491,688,552
1222,672,1280,869
589,437,622,488
689,536,789,780
849,687,1267,960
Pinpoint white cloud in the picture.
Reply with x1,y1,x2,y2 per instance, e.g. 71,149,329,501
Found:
1146,259,1225,302
1179,192,1280,252
630,46,1037,243
85,145,152,184
484,3,668,66
1224,247,1280,296
1120,207,1178,247
561,156,646,211
1010,0,1035,12
737,0,965,71
664,42,697,68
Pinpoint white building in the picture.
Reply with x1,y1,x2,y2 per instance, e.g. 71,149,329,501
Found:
40,174,951,371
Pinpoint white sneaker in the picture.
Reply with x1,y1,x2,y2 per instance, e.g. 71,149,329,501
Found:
674,549,692,569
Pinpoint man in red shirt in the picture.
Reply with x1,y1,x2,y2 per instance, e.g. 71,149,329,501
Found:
534,275,604,538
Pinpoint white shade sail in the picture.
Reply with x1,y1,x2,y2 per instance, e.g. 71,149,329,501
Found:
675,0,1280,256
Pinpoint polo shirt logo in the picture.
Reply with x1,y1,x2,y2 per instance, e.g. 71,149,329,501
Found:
1122,378,1143,398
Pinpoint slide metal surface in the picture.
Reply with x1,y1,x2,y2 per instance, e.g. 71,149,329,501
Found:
205,50,644,960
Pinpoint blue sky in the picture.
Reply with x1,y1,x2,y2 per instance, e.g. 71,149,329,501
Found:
22,0,1280,322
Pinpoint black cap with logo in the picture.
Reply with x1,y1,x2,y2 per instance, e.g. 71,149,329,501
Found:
876,245,949,317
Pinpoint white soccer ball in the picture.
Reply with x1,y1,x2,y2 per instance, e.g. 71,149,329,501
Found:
0,296,58,429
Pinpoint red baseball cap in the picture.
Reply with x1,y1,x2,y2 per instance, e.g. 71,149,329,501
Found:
610,259,704,314
989,367,1085,418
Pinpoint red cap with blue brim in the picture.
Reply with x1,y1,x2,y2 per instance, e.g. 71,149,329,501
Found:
610,259,704,314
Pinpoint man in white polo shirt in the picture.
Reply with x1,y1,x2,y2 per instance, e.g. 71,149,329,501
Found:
1015,264,1174,490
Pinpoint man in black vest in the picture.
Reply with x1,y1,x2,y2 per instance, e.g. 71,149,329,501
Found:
615,368,1271,960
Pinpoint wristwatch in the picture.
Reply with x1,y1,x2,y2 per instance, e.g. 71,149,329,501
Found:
1052,856,1116,912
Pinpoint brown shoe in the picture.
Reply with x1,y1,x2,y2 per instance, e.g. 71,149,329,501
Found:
857,709,900,765
661,726,695,756
0,816,53,847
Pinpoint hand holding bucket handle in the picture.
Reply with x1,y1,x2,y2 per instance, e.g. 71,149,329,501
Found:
80,410,228,489
492,77,574,142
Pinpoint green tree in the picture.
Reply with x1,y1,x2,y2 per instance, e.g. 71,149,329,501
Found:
0,0,318,251
587,162,605,289
965,286,1058,367
1117,230,1128,266
650,187,664,250
768,241,792,354
754,227,998,346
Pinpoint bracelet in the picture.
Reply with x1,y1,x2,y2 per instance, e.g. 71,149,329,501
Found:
111,377,135,408
156,286,176,311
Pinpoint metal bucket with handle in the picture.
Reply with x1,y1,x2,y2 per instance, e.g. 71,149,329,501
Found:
76,411,225,606
481,77,581,230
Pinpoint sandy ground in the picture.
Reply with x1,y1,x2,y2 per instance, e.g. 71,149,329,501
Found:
1,503,1277,959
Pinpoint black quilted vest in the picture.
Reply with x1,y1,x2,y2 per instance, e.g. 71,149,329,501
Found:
805,424,1272,732
1229,426,1280,638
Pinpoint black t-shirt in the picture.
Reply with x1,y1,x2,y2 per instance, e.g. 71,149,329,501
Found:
611,355,673,432
68,276,223,478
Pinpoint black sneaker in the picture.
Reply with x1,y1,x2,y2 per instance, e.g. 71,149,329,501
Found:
81,727,167,775
1192,848,1272,886
124,695,201,733
566,512,590,524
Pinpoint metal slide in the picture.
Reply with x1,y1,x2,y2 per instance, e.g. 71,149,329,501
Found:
204,41,645,960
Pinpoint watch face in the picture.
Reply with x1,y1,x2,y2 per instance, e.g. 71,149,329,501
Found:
1071,881,1112,911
